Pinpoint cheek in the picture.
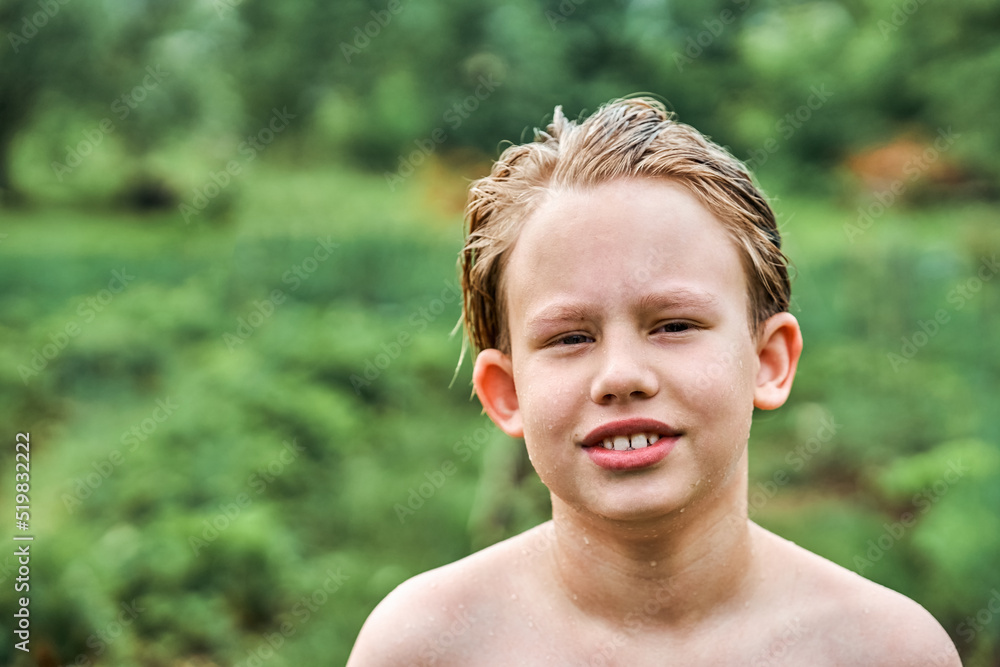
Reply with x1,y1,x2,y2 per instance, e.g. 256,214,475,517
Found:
682,343,750,392
513,363,584,471
677,342,757,431
520,389,575,446
513,365,553,443
673,354,755,489
515,359,581,422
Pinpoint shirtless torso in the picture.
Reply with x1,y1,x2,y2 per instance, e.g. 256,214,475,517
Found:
348,520,960,666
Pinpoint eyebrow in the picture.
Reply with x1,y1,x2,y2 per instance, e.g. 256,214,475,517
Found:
525,304,594,339
524,289,720,338
636,289,719,313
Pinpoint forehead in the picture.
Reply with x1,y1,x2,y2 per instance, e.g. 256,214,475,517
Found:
504,178,748,324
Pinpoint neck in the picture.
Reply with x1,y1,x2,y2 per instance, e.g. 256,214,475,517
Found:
546,462,758,629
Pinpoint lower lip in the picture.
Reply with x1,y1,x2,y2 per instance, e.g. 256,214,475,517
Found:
583,436,680,471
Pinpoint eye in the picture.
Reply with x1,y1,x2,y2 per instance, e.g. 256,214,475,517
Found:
655,321,693,334
556,333,594,346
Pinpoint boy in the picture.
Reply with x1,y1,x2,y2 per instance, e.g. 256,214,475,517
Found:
347,97,961,665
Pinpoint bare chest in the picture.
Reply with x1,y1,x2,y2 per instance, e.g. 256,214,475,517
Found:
421,610,841,667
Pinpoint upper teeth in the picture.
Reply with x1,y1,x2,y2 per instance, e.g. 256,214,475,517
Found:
602,433,661,450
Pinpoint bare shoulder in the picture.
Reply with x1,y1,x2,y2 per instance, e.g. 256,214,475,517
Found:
754,524,961,667
346,523,554,666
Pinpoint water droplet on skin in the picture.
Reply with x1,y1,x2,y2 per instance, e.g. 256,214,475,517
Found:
572,594,578,601
650,561,657,567
679,508,685,513
583,536,590,545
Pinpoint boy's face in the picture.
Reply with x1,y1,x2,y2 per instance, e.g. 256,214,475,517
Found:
475,178,796,522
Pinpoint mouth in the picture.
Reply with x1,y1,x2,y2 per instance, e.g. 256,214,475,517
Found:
580,418,682,470
592,432,663,451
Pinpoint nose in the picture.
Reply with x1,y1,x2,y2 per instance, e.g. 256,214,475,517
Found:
589,332,659,404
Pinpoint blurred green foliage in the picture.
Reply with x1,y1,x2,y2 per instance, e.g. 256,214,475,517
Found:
1,162,997,664
3,0,1000,204
1,0,999,665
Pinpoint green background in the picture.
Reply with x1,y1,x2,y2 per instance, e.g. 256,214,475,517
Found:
1,0,998,664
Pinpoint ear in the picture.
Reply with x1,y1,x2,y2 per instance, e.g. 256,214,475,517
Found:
472,348,524,438
753,312,803,410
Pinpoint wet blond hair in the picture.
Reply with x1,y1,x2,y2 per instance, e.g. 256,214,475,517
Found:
459,96,790,357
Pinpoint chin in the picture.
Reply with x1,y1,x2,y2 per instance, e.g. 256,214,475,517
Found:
594,504,683,524
566,481,699,524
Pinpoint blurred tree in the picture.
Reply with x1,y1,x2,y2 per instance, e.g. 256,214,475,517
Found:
3,0,999,202
0,0,242,202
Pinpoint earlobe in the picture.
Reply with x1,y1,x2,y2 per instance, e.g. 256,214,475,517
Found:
472,349,524,437
753,312,803,410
